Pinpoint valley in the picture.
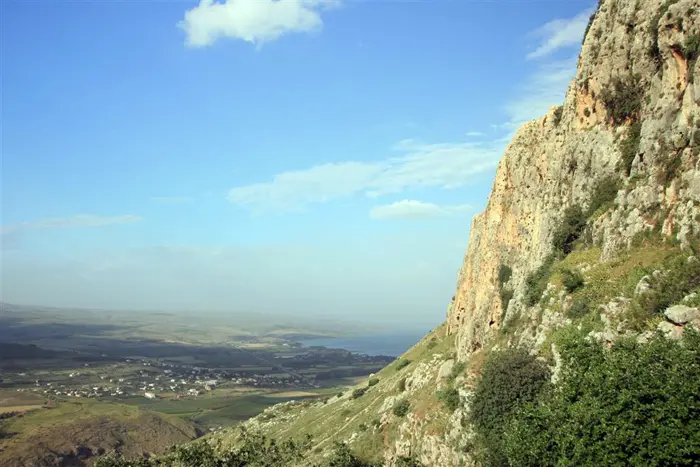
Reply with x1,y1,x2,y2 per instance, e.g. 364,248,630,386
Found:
0,304,398,466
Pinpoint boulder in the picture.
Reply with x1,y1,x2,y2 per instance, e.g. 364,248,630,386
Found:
664,305,700,325
438,360,454,380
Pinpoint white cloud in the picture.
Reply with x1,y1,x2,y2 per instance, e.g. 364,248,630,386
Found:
465,131,483,137
151,196,194,204
500,56,578,130
369,200,472,220
1,214,141,235
227,139,502,213
178,0,339,47
526,8,594,60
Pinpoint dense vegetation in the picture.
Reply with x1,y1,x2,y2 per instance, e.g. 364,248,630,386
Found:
96,430,410,467
502,329,700,466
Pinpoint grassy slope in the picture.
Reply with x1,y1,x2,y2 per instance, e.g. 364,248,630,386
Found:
0,399,198,467
212,325,455,464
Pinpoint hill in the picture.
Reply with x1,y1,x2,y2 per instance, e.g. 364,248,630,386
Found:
0,398,199,466
74,0,700,465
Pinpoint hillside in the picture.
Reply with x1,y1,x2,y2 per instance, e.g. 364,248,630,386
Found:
92,0,700,465
0,399,199,466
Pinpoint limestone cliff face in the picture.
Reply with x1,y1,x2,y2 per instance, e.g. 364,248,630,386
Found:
447,0,700,360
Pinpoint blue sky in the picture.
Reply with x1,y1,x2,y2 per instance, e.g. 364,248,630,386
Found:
1,0,594,330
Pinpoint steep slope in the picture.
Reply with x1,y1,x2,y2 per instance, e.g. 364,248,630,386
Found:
98,1,700,465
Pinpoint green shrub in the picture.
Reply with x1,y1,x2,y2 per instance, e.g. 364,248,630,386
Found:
392,399,411,418
600,76,644,126
552,205,587,255
587,175,620,217
618,121,641,177
371,418,381,428
327,442,376,467
566,299,590,319
561,269,585,293
656,152,682,186
367,378,379,387
553,106,563,126
96,430,313,467
471,349,550,466
499,288,514,310
395,359,411,371
358,423,368,432
498,264,515,311
630,255,700,326
427,338,437,350
437,387,461,412
449,361,467,381
502,329,700,467
395,455,423,467
498,264,512,286
524,255,556,306
351,387,367,399
396,377,406,393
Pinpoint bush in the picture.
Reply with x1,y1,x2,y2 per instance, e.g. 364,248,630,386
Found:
351,387,367,399
561,269,584,293
426,338,437,350
631,255,700,326
600,76,644,126
392,399,411,418
396,377,406,393
499,288,514,310
566,300,590,319
96,431,312,467
471,349,551,466
437,387,461,412
395,359,411,371
587,175,620,216
502,329,700,467
553,106,563,126
449,361,466,381
498,264,512,286
395,455,423,467
656,152,682,186
551,205,587,255
367,378,379,387
524,255,556,306
327,442,376,467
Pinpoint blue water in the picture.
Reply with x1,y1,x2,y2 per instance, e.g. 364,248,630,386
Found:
298,332,428,357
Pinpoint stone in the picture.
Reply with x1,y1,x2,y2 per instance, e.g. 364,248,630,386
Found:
634,276,652,296
438,360,455,380
657,321,684,340
664,305,700,325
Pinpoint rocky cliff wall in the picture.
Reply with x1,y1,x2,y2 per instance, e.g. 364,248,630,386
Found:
447,0,700,360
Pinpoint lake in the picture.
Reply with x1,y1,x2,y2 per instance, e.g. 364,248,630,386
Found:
298,331,428,357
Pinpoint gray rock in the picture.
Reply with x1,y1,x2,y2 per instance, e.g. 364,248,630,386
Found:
657,321,683,340
664,305,700,325
438,360,455,379
634,276,652,296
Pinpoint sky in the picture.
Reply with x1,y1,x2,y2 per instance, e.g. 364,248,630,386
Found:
1,0,594,331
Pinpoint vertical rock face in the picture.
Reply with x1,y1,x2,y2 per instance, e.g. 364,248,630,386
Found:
447,0,700,360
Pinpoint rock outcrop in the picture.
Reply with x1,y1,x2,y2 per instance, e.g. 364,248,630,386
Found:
447,0,700,360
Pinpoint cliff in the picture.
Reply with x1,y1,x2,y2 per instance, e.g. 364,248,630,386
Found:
448,0,700,359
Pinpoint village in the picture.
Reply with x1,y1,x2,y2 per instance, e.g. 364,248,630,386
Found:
3,345,393,402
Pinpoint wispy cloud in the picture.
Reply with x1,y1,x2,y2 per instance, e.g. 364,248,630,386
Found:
178,0,340,48
1,215,142,235
526,8,594,60
227,139,502,213
499,55,578,131
465,131,484,137
151,196,194,205
369,200,473,221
